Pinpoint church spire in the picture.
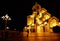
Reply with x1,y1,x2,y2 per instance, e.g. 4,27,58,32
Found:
32,2,41,12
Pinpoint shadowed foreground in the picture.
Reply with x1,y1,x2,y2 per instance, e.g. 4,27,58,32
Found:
0,30,60,41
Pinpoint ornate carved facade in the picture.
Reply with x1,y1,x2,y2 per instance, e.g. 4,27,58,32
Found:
23,3,60,33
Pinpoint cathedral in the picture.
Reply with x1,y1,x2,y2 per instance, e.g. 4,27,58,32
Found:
23,3,60,33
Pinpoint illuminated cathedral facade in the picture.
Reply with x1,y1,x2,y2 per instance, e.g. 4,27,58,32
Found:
23,3,60,33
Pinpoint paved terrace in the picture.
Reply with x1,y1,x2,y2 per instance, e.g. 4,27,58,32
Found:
0,30,60,41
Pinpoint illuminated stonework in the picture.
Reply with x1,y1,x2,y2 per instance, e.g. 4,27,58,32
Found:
23,3,60,33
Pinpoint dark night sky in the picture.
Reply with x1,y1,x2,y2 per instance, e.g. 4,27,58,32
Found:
0,0,60,31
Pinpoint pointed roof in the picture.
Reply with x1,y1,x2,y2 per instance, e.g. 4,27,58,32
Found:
32,2,41,11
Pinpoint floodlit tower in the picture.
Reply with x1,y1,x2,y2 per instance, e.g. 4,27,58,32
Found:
24,3,60,33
